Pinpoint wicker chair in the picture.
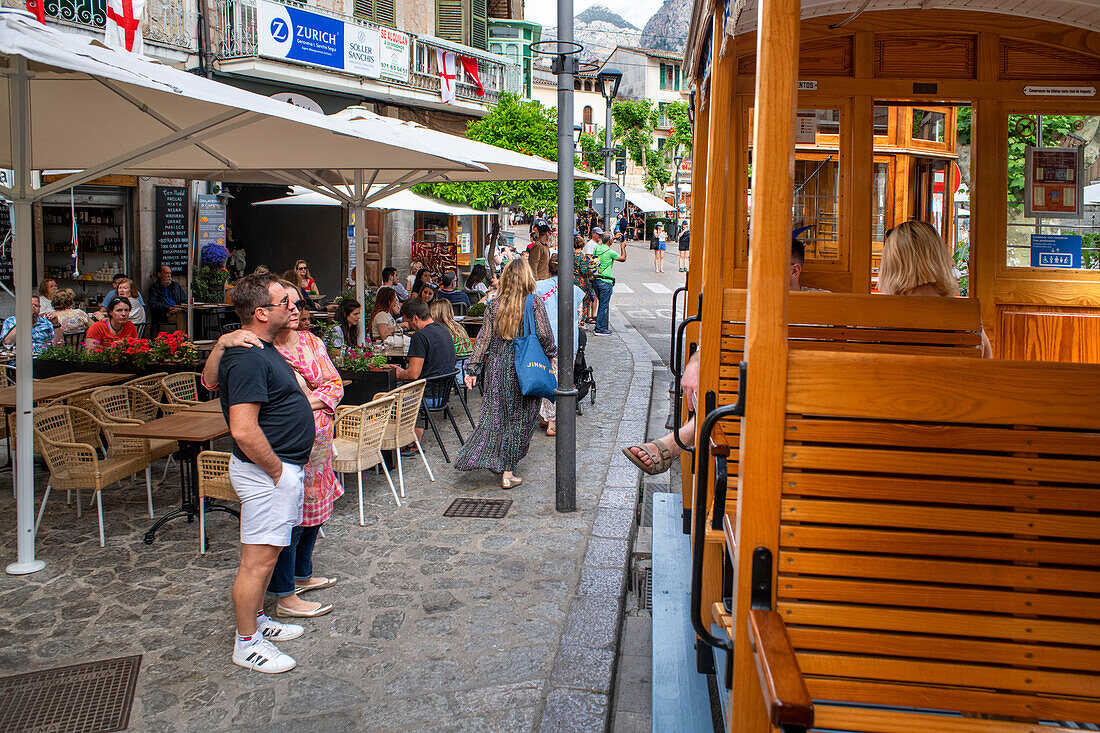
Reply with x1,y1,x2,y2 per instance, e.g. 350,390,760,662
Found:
196,450,239,554
333,395,399,524
378,379,435,498
32,405,154,546
160,372,202,412
124,372,169,402
90,386,178,467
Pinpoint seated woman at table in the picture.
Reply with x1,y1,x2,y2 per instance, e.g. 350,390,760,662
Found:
414,282,435,306
282,269,318,311
85,297,137,351
331,298,360,348
410,268,433,297
293,260,319,297
201,281,343,618
465,264,489,299
369,287,402,341
115,278,147,327
430,298,471,359
405,261,424,293
49,288,92,340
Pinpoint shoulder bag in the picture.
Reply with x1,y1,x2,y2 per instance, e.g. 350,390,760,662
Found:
514,294,557,401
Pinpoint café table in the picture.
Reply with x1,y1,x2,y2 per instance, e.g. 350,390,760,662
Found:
0,371,134,468
112,405,237,545
193,302,235,340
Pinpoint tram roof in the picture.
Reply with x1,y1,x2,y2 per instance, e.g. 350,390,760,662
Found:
685,0,1100,83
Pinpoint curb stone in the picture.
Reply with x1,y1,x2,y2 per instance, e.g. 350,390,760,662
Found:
538,307,664,732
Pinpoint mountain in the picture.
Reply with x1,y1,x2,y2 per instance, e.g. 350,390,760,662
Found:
640,0,690,54
542,5,642,64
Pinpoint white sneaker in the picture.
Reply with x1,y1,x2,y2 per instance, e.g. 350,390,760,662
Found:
232,638,296,674
258,614,304,641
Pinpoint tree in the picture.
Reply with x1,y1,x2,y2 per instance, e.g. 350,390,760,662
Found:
416,93,592,214
663,100,693,156
611,98,672,194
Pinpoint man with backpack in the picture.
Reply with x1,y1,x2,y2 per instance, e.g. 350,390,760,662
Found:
592,233,626,335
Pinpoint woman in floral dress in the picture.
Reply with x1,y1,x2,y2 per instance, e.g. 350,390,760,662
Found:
201,282,344,618
456,259,556,489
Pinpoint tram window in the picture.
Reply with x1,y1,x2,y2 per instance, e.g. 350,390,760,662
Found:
793,157,840,261
873,106,890,136
817,110,840,136
913,109,946,143
1005,114,1100,270
871,162,890,279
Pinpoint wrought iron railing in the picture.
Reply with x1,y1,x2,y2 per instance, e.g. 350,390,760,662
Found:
37,0,195,50
215,0,521,106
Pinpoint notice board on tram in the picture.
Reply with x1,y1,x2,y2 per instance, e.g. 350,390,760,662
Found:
155,186,190,275
0,200,11,289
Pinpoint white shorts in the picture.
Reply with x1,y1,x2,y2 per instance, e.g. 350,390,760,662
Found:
229,456,305,547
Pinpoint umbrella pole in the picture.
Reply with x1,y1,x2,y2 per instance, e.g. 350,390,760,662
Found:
6,56,44,575
187,184,194,340
353,171,367,347
554,0,577,513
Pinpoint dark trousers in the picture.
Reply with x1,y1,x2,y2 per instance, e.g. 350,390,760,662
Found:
267,524,321,598
594,279,614,332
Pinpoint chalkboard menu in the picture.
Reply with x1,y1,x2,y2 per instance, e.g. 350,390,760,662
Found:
155,186,189,275
0,201,11,289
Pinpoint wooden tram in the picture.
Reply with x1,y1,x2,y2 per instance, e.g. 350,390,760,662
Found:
663,0,1100,731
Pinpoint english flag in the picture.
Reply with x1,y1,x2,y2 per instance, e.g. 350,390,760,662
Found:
105,0,145,54
25,0,45,24
459,56,483,97
436,49,457,104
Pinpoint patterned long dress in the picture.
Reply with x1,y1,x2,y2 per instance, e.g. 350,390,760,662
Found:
275,331,344,526
455,297,557,474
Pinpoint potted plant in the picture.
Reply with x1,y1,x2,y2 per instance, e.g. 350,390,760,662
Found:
194,244,231,303
337,344,396,405
36,330,199,377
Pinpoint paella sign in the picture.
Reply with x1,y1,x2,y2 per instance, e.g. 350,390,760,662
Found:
1024,146,1084,219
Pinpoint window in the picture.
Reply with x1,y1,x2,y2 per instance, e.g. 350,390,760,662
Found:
354,0,396,27
490,43,503,54
912,109,946,143
674,65,680,91
471,0,487,50
436,0,487,48
659,63,679,91
492,26,520,39
583,106,593,126
659,63,667,90
873,106,890,136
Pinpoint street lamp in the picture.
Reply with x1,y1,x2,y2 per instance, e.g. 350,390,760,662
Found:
596,67,623,228
673,148,683,241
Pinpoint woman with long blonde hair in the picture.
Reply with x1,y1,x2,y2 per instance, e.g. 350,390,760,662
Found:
430,298,471,357
880,220,992,357
455,259,556,488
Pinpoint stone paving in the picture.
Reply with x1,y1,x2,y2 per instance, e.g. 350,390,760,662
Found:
0,309,652,732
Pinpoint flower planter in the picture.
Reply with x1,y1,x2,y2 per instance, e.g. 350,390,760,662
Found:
339,367,397,406
33,359,203,379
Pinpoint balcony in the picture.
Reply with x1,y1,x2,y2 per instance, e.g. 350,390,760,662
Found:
35,0,196,51
216,0,521,109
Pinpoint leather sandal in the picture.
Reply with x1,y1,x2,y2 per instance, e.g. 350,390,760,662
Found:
501,475,523,489
621,442,675,475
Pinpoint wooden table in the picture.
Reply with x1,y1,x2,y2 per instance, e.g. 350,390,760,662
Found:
187,399,223,413
114,408,235,545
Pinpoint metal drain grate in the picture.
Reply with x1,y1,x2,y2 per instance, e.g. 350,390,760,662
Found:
444,497,512,519
0,655,141,733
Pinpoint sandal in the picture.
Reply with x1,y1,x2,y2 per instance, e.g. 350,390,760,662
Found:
621,442,675,476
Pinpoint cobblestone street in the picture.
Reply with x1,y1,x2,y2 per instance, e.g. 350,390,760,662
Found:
0,312,653,732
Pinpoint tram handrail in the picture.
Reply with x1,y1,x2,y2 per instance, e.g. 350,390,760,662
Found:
689,366,745,653
669,285,688,377
672,293,702,452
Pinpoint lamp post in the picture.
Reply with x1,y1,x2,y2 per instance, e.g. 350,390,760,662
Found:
596,67,623,229
672,147,683,242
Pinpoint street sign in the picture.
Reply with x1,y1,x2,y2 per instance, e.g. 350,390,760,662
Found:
593,182,626,221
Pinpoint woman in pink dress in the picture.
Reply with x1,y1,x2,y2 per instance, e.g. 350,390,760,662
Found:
201,281,344,618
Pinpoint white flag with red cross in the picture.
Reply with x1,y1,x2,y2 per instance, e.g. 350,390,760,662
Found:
436,49,457,104
105,0,145,55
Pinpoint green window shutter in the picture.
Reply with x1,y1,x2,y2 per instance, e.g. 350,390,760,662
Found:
471,0,488,49
674,65,680,91
659,63,666,90
436,0,465,43
354,0,395,27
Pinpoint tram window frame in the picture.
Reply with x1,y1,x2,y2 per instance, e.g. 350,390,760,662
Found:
906,106,955,154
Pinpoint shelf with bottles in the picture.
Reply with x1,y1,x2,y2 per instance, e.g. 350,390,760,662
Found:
44,235,124,255
43,206,120,227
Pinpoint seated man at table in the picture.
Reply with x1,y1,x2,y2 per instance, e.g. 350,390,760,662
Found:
2,294,56,355
435,271,470,310
381,267,409,302
148,264,188,334
395,297,456,442
219,272,315,674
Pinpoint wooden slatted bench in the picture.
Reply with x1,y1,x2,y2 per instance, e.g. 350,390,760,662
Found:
731,351,1100,732
694,289,985,641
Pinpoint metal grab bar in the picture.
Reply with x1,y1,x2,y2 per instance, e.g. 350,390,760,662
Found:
689,367,746,653
672,293,703,452
670,285,688,376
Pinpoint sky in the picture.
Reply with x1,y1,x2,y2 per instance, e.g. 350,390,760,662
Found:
523,0,665,31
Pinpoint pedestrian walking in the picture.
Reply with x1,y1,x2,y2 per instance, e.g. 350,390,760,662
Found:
455,259,556,489
678,223,690,272
535,254,585,436
218,272,316,674
651,222,668,273
593,234,627,335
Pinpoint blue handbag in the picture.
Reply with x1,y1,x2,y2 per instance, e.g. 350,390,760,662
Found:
514,294,557,401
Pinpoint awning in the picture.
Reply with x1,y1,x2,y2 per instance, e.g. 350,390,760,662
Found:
624,186,675,213
1086,182,1100,206
253,186,499,216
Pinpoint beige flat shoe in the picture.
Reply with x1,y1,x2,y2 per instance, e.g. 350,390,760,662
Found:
294,576,337,594
501,476,523,490
276,601,333,618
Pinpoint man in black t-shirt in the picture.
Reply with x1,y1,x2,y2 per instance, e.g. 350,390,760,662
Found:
219,272,315,675
396,297,457,441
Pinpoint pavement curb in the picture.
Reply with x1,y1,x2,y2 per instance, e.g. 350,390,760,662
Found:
539,307,664,733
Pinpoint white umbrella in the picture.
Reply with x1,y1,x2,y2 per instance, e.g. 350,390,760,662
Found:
0,8,484,575
253,186,500,216
623,185,675,213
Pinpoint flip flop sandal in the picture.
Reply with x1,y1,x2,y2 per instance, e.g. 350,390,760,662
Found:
621,442,674,476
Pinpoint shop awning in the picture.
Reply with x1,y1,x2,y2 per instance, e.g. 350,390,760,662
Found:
253,186,499,216
624,186,675,213
1086,182,1100,206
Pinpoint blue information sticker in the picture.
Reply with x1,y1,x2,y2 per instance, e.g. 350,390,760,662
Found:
1030,234,1081,269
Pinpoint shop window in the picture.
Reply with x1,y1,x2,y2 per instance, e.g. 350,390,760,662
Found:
1005,113,1100,270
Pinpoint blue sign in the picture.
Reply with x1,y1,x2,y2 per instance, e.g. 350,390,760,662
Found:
257,0,381,79
1030,234,1082,269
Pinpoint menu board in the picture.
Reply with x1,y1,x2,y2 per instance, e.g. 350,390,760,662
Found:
196,194,227,252
0,200,11,288
155,186,190,275
1025,146,1084,219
